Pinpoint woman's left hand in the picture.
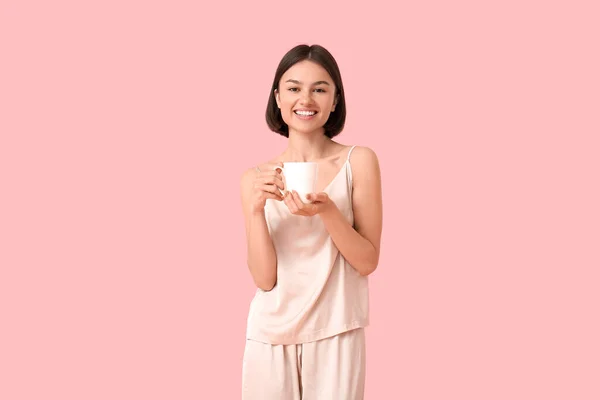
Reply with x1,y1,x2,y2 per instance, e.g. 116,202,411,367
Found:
283,191,334,217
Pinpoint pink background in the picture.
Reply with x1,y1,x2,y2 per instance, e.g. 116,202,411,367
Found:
1,0,599,399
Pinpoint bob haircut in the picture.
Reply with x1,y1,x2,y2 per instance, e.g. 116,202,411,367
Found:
265,44,347,139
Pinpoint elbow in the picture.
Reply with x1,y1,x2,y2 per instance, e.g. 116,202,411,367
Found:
359,262,378,276
248,259,277,291
256,278,276,291
253,270,277,291
358,251,379,276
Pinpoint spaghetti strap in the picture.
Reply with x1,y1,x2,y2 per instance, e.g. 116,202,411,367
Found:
346,145,357,194
347,145,357,161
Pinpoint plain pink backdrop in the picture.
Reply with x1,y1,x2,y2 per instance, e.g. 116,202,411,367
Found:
1,0,599,399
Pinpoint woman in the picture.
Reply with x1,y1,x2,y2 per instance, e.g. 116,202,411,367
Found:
239,44,383,399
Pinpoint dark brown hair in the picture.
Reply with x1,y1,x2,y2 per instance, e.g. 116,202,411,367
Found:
265,44,347,138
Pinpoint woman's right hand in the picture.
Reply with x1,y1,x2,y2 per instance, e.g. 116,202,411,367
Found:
251,162,285,214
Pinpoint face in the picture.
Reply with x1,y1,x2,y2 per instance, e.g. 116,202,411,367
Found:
275,60,338,135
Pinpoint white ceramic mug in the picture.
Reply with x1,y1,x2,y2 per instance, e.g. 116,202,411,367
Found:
283,162,318,202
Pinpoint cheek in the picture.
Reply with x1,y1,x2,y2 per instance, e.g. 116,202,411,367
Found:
278,98,296,117
316,96,334,110
278,95,294,109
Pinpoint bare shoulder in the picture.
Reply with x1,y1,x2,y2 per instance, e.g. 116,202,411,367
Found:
348,146,381,180
240,166,258,189
349,145,379,162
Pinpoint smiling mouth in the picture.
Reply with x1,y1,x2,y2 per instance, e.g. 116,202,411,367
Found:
294,110,317,116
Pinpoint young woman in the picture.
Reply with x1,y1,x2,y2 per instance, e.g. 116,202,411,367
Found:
239,44,383,399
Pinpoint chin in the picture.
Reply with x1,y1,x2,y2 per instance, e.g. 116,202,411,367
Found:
292,126,326,136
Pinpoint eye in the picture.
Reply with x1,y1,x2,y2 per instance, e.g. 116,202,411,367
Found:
314,88,326,93
287,87,299,92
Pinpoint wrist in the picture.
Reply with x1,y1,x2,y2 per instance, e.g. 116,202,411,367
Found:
318,199,338,217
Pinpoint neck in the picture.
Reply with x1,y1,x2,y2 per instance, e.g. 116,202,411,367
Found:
284,129,332,162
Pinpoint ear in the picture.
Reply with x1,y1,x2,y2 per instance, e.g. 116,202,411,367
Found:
274,89,281,108
332,94,339,112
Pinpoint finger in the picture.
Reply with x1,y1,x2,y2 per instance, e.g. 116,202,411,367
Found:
258,169,284,184
257,163,284,176
266,168,284,178
262,192,283,202
308,192,328,203
283,192,297,213
291,191,307,209
261,175,285,190
299,195,317,215
295,192,317,215
286,192,311,215
261,176,284,191
286,191,305,214
255,184,283,198
267,163,284,173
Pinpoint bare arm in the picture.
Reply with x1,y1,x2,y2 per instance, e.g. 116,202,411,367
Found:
240,164,284,291
318,147,383,275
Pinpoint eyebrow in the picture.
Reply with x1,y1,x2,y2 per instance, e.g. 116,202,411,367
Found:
285,79,330,86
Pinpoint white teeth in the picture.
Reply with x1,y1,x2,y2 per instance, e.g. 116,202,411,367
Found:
295,110,316,116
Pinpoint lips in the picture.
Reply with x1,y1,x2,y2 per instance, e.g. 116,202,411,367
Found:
294,110,318,116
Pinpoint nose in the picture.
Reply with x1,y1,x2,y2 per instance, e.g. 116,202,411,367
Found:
299,90,314,105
